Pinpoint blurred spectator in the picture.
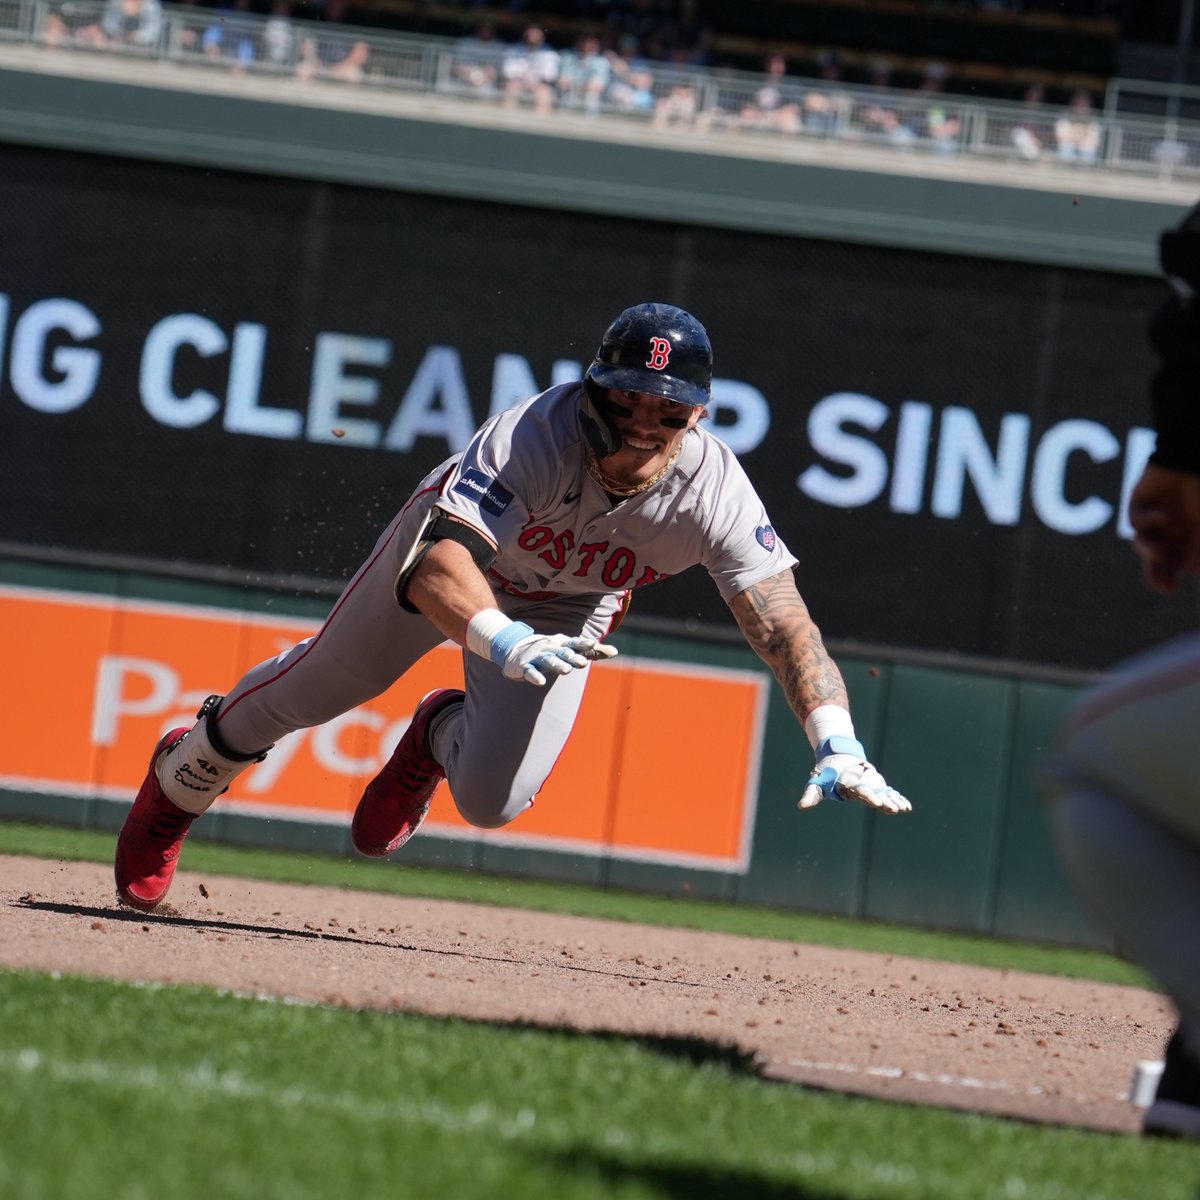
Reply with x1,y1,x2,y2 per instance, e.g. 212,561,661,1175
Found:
693,69,739,133
557,31,612,115
1012,123,1043,161
924,104,961,154
867,57,896,90
201,0,257,71
42,0,99,45
297,0,369,84
813,47,843,83
648,32,705,129
451,18,504,98
1154,134,1190,171
606,34,655,116
105,0,162,47
918,59,949,94
502,23,561,113
71,0,163,49
652,74,699,129
802,90,838,135
738,52,802,135
167,0,206,53
1054,90,1103,165
262,0,296,69
801,50,849,136
913,60,959,154
1010,83,1048,161
861,103,916,147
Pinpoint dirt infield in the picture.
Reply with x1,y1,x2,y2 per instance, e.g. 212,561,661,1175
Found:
0,853,1175,1135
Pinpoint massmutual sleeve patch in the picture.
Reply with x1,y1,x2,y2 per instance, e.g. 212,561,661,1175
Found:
453,468,515,517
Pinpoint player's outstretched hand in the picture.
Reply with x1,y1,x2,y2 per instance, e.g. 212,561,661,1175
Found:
507,633,618,687
800,744,910,814
468,609,619,686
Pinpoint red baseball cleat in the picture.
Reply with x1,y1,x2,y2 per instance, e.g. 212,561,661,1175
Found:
114,728,194,912
351,689,464,857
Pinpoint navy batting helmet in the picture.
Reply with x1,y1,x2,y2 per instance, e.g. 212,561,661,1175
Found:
581,303,712,457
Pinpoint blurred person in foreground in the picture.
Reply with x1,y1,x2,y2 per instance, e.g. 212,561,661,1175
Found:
1041,199,1200,1140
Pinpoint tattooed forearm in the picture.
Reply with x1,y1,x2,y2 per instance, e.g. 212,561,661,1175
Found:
731,571,849,718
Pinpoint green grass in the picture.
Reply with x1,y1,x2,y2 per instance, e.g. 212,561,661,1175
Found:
2,820,1196,1200
0,971,1196,1200
0,820,1149,985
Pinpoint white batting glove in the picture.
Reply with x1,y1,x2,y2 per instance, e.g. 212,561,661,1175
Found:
499,630,616,686
800,736,911,814
467,609,618,687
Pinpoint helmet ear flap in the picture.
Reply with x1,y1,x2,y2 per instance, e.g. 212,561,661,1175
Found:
580,377,622,458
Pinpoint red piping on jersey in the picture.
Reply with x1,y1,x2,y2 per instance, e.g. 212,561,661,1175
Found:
602,590,632,637
435,463,458,499
216,475,450,730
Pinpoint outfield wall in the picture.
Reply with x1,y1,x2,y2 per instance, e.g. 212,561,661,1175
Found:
4,58,1192,950
0,559,1106,950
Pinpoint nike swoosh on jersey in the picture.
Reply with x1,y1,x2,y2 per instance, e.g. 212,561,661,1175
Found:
562,489,581,504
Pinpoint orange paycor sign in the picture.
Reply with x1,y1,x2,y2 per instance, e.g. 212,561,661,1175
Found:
1,585,768,871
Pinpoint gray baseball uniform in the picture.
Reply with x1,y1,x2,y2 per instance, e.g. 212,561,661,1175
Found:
211,381,797,827
1043,202,1200,1083
1046,633,1200,1028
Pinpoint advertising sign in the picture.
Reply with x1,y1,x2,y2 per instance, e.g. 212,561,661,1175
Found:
0,143,1180,669
0,586,766,870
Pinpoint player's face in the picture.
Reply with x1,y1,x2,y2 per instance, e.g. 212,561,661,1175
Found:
598,389,703,484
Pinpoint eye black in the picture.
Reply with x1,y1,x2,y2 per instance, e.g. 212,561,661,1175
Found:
600,396,633,419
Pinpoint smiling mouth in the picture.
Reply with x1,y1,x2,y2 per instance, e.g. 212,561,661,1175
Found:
623,436,659,453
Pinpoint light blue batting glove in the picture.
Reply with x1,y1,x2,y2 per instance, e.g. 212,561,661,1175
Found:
800,736,911,814
467,609,618,687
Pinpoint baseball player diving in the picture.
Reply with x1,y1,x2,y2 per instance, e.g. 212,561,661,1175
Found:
115,302,911,912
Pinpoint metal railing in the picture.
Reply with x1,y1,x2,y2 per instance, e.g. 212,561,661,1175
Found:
6,0,1200,183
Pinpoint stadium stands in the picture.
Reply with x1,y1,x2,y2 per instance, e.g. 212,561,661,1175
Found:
6,0,1196,181
341,0,1122,103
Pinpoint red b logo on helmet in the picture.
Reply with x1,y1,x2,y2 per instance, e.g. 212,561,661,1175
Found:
646,337,672,370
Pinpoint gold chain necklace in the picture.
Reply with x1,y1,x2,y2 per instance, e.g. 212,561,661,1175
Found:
586,443,683,498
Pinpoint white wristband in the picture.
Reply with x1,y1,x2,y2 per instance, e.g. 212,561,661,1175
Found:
466,608,515,660
804,704,856,752
466,608,532,666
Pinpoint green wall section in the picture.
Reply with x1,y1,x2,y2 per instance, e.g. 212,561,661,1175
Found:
0,559,1107,950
